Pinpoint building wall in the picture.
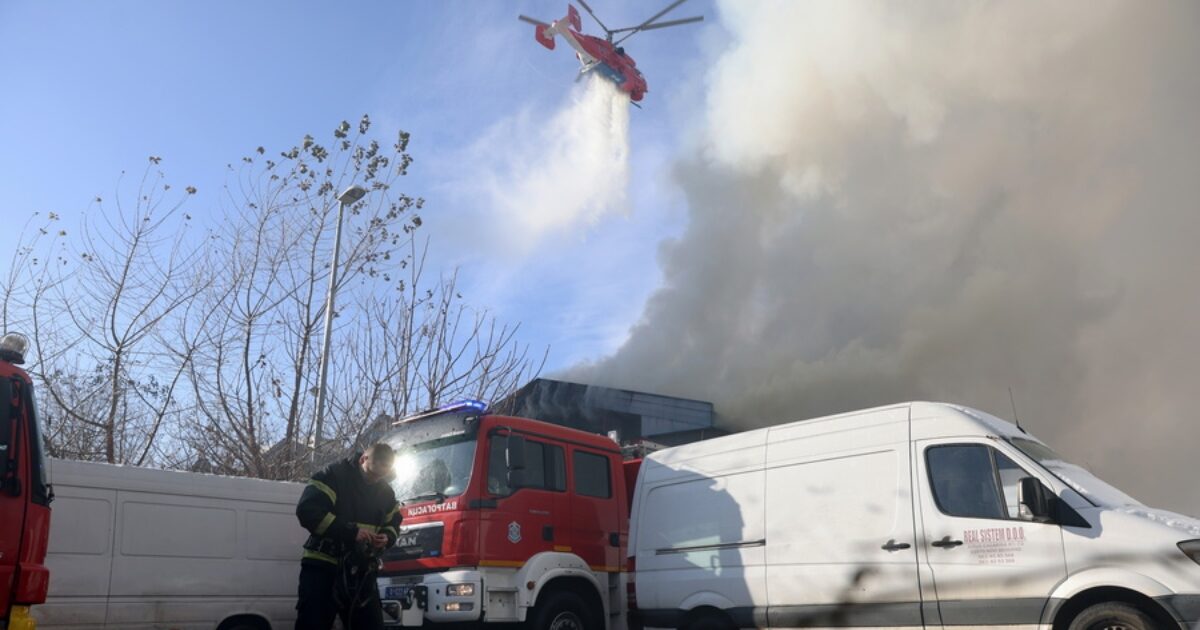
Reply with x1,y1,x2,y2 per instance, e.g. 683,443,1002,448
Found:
496,378,726,446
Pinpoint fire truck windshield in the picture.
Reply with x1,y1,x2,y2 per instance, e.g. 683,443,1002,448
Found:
389,435,476,504
382,411,481,504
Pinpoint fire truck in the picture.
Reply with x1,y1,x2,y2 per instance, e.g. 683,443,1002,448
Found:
374,401,642,630
0,333,51,630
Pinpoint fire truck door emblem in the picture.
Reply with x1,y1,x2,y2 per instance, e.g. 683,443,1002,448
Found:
507,521,522,544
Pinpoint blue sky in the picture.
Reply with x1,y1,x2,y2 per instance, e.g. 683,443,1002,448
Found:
0,0,718,370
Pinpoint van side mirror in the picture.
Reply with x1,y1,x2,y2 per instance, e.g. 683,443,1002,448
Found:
505,434,526,489
1018,477,1053,523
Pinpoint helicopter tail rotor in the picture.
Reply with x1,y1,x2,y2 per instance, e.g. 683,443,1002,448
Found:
535,24,556,50
519,14,560,50
567,4,583,32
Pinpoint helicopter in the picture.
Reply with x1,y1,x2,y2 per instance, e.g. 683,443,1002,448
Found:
519,0,703,103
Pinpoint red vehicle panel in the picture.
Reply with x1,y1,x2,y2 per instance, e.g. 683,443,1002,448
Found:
0,334,52,628
383,414,630,575
374,404,643,630
567,443,624,572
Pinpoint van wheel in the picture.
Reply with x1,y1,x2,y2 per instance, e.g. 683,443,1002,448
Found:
685,610,734,630
219,623,264,630
1068,602,1156,630
217,615,268,630
530,590,591,630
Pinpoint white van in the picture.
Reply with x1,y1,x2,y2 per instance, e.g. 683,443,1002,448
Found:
629,402,1200,630
35,458,306,630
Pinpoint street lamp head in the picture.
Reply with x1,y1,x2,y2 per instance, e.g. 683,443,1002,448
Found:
337,185,368,205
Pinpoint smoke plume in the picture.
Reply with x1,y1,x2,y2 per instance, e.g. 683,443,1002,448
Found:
568,1,1200,515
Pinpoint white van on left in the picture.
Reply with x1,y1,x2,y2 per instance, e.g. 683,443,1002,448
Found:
34,458,306,630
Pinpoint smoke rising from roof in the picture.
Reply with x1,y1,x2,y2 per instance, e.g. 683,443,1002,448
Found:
567,2,1200,515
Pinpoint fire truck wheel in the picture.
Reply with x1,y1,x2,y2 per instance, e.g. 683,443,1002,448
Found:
530,589,593,630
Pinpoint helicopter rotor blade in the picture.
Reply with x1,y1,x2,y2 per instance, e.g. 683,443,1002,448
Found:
609,16,703,34
576,0,611,34
518,15,549,27
611,0,695,45
619,0,686,34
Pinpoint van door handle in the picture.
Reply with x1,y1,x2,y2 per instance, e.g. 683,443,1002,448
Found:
931,536,963,548
881,539,911,551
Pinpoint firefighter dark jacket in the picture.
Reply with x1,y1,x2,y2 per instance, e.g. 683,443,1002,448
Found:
296,454,401,566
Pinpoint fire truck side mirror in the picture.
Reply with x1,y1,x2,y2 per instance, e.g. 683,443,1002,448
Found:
506,434,526,489
505,435,526,471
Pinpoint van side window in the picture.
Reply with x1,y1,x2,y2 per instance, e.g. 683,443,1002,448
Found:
487,436,565,495
574,450,611,498
927,444,1006,519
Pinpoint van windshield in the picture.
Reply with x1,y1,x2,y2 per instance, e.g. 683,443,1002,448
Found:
1009,437,1140,508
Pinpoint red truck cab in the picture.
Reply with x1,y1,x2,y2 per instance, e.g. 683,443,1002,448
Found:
375,402,633,630
0,333,51,630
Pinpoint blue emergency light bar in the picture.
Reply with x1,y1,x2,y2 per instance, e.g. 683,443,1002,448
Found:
393,399,489,425
439,399,488,414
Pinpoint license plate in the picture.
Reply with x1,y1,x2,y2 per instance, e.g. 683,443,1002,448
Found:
384,585,411,600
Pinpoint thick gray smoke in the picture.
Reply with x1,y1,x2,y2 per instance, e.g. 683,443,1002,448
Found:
568,2,1200,515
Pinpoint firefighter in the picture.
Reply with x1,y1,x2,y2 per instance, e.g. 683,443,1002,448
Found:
295,442,401,630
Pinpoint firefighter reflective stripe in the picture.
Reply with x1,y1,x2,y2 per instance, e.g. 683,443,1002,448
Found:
355,522,380,533
381,502,400,541
316,512,337,535
303,549,338,565
308,479,337,504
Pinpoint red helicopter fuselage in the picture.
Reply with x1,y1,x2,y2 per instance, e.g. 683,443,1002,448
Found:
571,32,646,101
531,5,648,101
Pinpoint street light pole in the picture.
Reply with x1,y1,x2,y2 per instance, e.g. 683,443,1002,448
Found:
312,184,367,464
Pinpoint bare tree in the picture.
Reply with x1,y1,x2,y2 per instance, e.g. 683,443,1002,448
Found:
0,216,97,460
4,117,541,480
181,116,425,479
31,161,205,464
2,215,53,333
325,237,546,452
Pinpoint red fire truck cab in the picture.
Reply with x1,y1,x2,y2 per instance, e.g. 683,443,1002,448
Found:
375,401,638,630
0,333,51,630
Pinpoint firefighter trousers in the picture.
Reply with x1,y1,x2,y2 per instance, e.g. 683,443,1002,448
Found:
295,562,383,630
